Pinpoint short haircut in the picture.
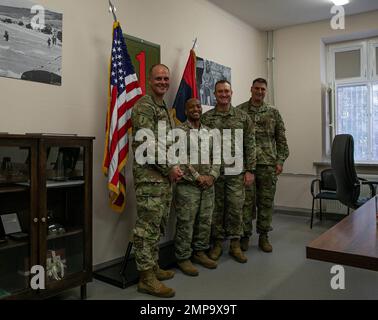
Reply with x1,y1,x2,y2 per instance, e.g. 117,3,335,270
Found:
214,79,231,91
149,64,170,77
252,78,268,86
185,98,200,109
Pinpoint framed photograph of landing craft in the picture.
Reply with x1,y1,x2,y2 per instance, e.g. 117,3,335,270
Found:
124,34,160,97
196,56,231,108
0,0,62,85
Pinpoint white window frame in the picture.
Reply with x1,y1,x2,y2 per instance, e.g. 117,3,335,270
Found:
369,40,378,81
327,41,367,84
326,38,378,162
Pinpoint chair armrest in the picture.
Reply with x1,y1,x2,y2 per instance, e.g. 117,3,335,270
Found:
361,180,378,185
360,180,378,197
310,179,320,197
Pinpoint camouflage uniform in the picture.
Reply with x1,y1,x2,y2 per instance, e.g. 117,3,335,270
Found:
131,94,175,272
237,100,289,235
201,106,256,240
174,121,220,260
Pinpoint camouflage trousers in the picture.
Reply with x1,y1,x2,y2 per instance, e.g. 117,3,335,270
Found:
174,183,214,260
211,174,245,240
133,181,172,271
242,165,277,236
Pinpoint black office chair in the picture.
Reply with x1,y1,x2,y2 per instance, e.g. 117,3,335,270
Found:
331,134,378,210
310,168,348,229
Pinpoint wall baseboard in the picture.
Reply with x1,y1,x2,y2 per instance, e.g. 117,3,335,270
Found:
274,206,311,217
274,205,348,221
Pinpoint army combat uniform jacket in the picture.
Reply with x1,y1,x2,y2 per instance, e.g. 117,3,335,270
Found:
237,100,289,166
177,120,220,185
201,105,256,174
132,94,176,183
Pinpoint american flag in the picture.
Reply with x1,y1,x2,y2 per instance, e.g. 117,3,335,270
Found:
103,21,142,212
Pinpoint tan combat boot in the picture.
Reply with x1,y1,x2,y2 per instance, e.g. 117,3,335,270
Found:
258,234,273,252
192,251,217,269
208,240,223,261
153,265,175,281
240,237,250,251
229,239,248,263
137,269,175,298
177,259,199,276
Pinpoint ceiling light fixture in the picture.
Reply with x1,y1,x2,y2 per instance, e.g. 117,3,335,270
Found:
331,0,350,5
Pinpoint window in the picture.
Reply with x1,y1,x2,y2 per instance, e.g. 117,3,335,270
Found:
335,49,361,80
327,39,378,162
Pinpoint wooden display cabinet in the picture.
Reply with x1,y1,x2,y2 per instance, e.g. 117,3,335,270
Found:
0,134,94,299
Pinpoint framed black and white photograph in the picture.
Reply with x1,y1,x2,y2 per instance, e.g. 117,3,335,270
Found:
196,56,231,108
0,0,62,85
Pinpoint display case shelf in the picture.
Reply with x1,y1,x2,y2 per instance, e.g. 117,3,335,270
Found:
47,228,83,241
16,180,85,189
0,185,29,194
0,238,28,252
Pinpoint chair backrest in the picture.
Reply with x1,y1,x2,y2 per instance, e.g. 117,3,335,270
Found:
331,134,360,209
320,168,337,191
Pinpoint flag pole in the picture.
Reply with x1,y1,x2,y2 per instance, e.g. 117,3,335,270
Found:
192,37,197,50
108,0,117,22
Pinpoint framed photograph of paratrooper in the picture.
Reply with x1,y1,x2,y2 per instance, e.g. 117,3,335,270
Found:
0,0,62,85
196,56,231,109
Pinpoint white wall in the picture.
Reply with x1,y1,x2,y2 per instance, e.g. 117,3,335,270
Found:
0,0,266,265
273,10,378,210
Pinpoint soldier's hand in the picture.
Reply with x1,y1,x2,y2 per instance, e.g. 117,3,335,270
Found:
197,175,214,189
196,175,206,186
244,171,255,186
169,165,184,183
203,175,214,187
276,164,283,176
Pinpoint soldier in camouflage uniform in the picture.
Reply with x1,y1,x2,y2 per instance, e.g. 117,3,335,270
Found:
237,78,289,252
201,80,256,264
174,98,220,276
131,64,184,298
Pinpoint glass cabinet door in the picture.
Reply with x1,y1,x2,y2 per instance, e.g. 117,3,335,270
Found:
43,145,86,285
0,144,33,298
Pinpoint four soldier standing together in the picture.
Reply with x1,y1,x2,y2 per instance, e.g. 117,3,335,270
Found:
131,66,289,298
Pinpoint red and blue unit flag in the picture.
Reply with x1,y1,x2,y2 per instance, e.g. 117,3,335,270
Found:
172,49,198,123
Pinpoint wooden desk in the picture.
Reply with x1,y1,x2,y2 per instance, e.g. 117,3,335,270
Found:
306,196,378,271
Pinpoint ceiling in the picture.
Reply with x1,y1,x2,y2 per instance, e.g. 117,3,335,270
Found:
208,0,378,30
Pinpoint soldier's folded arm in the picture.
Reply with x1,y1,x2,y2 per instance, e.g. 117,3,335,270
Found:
190,167,201,181
209,166,220,181
274,110,289,165
244,115,257,172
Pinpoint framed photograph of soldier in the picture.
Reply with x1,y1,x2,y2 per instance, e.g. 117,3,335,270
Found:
0,0,62,85
196,56,231,110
